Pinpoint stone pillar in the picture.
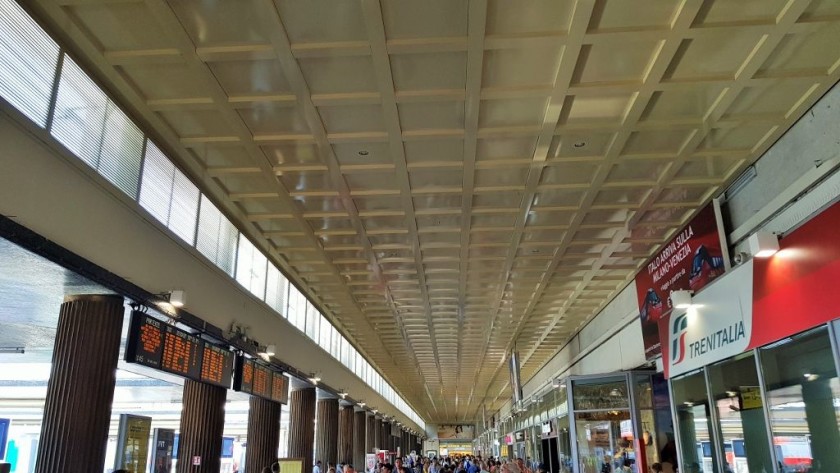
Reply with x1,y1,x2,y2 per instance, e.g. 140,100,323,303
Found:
34,295,124,473
289,388,317,473
373,417,382,451
177,379,227,473
338,405,354,465
354,410,367,468
366,414,377,453
315,398,340,466
379,420,388,452
245,396,282,472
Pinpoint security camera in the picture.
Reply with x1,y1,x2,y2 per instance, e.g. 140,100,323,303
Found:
732,251,750,265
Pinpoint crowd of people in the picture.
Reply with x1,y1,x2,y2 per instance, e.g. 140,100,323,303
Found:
300,454,548,473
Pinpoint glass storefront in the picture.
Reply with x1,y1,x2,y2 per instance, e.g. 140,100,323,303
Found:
488,372,674,473
670,325,840,473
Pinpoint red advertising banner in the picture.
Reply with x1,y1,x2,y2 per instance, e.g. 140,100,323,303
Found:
636,204,725,358
750,200,840,349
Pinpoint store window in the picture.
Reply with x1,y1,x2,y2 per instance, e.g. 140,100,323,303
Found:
759,326,840,473
572,377,633,473
671,370,720,473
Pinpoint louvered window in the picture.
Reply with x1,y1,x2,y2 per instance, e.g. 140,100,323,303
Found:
235,234,268,300
265,264,290,316
305,302,319,341
139,141,200,244
0,0,60,127
98,102,143,196
196,195,238,276
51,56,108,167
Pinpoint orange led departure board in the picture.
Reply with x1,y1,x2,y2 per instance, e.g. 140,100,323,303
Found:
233,355,288,404
270,372,289,404
125,311,233,388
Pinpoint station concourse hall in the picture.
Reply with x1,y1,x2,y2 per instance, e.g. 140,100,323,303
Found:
1,1,840,473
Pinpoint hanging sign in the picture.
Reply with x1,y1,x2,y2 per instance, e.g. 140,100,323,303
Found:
635,204,725,359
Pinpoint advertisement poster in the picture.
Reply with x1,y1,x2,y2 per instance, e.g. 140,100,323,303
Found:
151,428,175,473
366,453,378,473
114,414,152,473
436,425,474,440
636,204,725,358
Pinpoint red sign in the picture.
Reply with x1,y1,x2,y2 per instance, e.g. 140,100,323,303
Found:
635,204,725,358
750,200,840,349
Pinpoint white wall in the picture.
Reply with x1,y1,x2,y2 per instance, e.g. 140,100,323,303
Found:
0,109,424,433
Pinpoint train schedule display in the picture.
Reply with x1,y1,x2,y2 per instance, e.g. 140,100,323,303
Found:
233,354,288,404
125,311,233,388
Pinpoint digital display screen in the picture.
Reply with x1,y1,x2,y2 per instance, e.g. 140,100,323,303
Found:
160,324,202,379
270,372,289,404
125,311,233,388
200,344,234,388
125,313,165,369
252,363,272,399
233,354,288,404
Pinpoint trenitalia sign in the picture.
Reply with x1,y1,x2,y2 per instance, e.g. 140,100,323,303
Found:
663,200,840,378
663,260,753,378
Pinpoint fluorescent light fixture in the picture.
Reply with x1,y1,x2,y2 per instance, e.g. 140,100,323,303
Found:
670,289,693,309
748,231,779,258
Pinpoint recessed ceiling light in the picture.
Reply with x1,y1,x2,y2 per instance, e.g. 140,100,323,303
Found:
358,150,369,156
573,141,586,148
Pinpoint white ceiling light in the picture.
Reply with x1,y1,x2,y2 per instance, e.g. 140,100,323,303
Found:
158,290,186,308
748,231,779,258
670,289,693,309
308,373,321,384
264,344,276,357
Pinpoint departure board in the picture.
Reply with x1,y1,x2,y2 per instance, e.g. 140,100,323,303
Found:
233,354,288,404
270,372,289,404
200,344,234,388
252,363,272,399
125,311,233,388
125,312,165,368
235,357,256,394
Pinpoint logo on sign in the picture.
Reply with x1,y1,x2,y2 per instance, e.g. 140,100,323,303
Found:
192,456,201,466
671,314,689,365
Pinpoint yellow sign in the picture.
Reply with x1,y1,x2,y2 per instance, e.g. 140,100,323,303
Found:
740,386,763,410
277,458,304,473
115,414,152,473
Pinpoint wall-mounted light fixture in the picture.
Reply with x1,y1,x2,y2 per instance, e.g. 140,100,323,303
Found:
159,290,186,308
308,372,321,384
748,231,779,258
670,289,694,309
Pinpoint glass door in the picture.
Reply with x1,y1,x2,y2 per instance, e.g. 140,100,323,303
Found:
671,371,720,473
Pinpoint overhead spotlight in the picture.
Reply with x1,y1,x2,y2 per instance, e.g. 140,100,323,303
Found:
265,344,276,357
372,409,379,414
804,372,820,382
308,373,322,384
748,231,779,258
158,290,186,308
725,390,739,398
338,389,348,399
670,289,694,309
552,378,561,388
358,401,366,408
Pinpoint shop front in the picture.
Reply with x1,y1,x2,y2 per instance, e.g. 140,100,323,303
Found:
662,202,840,473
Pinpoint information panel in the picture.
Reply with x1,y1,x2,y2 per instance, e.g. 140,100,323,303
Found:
270,372,289,404
200,344,234,388
125,311,233,388
233,354,288,404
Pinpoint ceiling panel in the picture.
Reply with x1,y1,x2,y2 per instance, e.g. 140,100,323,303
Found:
32,0,840,423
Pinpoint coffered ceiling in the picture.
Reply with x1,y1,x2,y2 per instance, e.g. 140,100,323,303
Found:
27,0,840,422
